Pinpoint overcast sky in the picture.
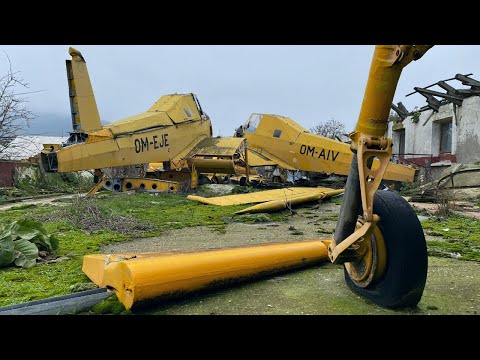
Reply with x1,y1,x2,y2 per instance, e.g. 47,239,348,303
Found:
1,45,479,137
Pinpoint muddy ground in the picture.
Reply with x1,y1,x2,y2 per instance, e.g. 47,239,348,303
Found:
104,200,480,315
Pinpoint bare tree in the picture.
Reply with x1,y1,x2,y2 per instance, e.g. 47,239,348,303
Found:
310,118,346,140
0,52,35,158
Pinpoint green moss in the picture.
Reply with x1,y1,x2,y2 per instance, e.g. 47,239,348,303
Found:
326,196,343,205
318,215,339,221
423,214,480,262
91,296,132,315
0,192,290,311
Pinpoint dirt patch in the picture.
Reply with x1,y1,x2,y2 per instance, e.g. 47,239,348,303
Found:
407,200,480,219
102,202,339,253
0,194,80,211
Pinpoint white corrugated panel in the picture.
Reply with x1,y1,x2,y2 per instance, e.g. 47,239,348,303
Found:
0,136,68,160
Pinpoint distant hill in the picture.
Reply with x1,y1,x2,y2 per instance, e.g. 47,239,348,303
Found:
22,112,71,137
22,112,111,136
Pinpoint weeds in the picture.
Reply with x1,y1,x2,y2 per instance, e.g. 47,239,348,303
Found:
423,214,480,262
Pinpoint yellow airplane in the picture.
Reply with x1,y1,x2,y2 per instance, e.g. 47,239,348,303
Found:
41,47,247,193
236,113,415,183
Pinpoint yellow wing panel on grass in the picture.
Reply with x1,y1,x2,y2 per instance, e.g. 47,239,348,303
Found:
187,187,342,206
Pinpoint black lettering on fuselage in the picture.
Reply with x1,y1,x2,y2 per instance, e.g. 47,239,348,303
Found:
135,134,170,153
318,149,325,159
141,137,149,152
299,144,340,162
306,146,315,157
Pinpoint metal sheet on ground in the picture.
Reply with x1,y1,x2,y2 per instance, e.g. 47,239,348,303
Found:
0,288,113,315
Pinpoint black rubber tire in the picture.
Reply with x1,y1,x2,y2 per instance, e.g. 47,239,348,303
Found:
344,190,428,309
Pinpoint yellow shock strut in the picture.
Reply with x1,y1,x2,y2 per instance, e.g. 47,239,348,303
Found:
329,45,433,263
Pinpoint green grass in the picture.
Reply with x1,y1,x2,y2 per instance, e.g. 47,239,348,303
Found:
326,195,343,205
422,214,480,262
0,192,290,308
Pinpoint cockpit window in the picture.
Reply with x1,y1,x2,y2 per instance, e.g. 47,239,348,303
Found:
244,114,263,133
184,108,193,117
273,129,282,138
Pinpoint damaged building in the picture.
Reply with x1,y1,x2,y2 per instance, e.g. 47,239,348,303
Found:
0,136,67,187
388,73,480,183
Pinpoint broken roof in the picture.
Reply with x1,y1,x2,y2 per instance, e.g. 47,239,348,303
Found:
0,136,68,161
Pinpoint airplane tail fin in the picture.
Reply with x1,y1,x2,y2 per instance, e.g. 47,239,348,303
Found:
66,47,102,133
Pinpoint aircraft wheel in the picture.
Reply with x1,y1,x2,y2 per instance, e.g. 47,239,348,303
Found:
344,190,428,309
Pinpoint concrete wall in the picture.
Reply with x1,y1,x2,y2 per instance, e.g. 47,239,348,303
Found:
388,96,480,164
455,96,480,164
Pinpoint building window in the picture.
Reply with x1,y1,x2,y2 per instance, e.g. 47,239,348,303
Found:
273,129,282,138
440,121,452,153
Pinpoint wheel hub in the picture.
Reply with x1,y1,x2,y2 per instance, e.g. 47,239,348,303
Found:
344,219,387,288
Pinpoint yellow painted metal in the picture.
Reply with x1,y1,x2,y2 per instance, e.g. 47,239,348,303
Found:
82,252,165,286
103,112,173,136
344,222,387,288
248,148,297,171
190,164,198,189
67,48,102,132
87,178,106,196
329,45,433,264
120,178,180,192
245,149,278,167
242,113,415,182
158,170,193,183
357,136,392,221
147,162,163,172
148,94,203,124
186,137,245,157
328,215,379,263
85,240,331,310
235,189,344,214
85,128,114,144
244,139,250,184
187,187,340,206
56,119,212,172
42,144,62,152
47,49,216,174
351,45,433,145
187,159,235,173
86,170,106,196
